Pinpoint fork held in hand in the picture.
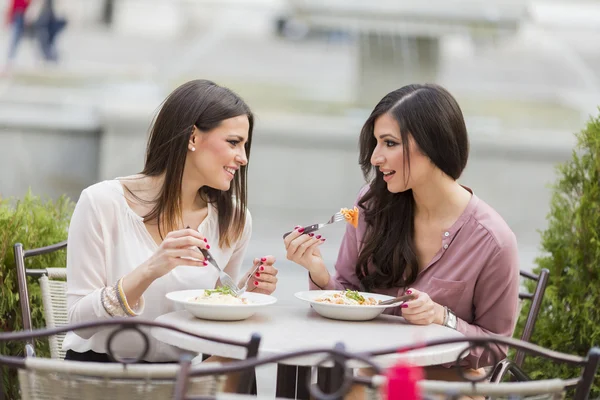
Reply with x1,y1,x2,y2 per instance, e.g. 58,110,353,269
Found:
185,226,240,295
282,211,346,239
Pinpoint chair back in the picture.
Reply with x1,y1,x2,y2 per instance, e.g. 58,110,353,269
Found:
0,318,262,400
516,268,550,366
14,241,68,358
18,357,222,400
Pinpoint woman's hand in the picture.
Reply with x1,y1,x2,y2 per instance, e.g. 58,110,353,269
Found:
283,226,326,273
401,288,446,326
242,255,278,295
145,228,209,280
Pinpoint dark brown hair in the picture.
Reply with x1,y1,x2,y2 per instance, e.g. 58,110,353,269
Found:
356,84,469,291
130,79,254,248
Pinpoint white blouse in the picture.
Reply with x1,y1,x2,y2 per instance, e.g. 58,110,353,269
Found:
62,180,252,361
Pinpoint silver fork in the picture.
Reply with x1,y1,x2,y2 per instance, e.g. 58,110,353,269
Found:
282,211,346,239
186,226,241,295
199,248,241,296
237,263,262,295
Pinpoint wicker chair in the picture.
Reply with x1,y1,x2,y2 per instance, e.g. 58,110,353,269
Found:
0,319,261,400
14,241,68,358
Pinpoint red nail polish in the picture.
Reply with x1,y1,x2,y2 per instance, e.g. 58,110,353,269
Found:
298,228,304,233
260,266,265,271
206,244,210,249
321,238,326,242
316,235,321,239
203,261,208,266
204,238,207,242
406,290,412,294
255,272,260,277
254,281,259,286
309,233,314,237
294,225,301,229
402,304,409,308
261,257,267,262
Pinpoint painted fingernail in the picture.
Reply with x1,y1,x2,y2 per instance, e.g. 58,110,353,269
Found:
203,261,208,266
260,266,265,271
206,244,210,249
204,238,208,243
316,235,321,239
255,272,261,277
406,290,412,294
309,233,314,237
261,257,267,262
402,304,409,308
298,228,305,233
294,225,301,229
254,281,259,286
321,238,326,242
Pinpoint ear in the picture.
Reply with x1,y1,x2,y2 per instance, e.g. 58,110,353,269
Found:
188,126,198,152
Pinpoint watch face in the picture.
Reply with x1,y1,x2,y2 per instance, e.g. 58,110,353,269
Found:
447,311,457,329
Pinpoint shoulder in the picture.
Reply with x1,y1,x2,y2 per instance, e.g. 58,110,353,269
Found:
471,196,517,252
76,180,126,217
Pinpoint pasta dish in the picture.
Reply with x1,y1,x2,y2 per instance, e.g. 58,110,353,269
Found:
315,290,379,306
189,287,250,305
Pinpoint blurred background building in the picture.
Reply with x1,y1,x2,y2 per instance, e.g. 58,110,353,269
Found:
1,0,600,297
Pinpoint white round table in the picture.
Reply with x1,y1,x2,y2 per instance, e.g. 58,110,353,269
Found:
152,304,466,368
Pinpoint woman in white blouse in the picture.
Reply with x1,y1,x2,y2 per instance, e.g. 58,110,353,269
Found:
63,79,278,363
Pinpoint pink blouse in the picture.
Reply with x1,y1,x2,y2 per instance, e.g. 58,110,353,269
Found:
309,186,520,369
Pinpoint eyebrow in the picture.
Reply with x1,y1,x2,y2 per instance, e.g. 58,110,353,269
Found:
228,134,247,142
378,133,400,140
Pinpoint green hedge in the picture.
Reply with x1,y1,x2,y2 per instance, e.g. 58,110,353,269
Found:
0,191,74,400
516,110,600,396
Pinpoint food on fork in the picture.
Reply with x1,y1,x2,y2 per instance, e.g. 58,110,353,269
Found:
340,206,359,228
189,286,250,305
315,289,379,306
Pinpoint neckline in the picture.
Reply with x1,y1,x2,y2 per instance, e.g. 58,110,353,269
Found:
112,179,213,249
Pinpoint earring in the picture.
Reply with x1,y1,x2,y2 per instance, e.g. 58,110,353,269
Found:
190,147,196,152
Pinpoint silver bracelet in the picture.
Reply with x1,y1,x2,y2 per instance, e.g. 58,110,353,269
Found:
101,285,129,317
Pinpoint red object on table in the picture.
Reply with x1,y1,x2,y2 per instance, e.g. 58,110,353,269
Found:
385,363,424,400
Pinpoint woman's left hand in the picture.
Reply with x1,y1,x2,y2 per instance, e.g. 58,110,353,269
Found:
401,288,445,326
241,255,278,295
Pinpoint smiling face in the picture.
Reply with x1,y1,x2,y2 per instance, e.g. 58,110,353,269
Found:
187,115,250,191
370,112,435,193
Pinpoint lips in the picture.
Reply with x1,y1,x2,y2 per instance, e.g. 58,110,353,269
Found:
224,167,236,178
381,170,396,182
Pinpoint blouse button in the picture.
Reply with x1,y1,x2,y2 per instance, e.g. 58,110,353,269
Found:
444,231,450,237
443,244,449,249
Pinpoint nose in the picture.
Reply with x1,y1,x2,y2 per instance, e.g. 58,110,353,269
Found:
371,146,384,166
235,149,248,166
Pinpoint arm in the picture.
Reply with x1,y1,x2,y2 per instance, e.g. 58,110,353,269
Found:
308,219,361,291
456,240,520,369
308,186,370,290
65,190,144,339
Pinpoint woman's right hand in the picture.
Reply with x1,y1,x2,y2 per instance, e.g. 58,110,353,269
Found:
283,226,326,274
145,228,209,280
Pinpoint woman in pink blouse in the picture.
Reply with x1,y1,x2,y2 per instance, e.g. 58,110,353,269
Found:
284,84,520,380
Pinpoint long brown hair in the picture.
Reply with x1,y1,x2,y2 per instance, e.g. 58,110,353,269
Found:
129,79,254,248
356,84,469,291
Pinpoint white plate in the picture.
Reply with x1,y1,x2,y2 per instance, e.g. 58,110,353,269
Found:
295,290,405,321
166,290,277,321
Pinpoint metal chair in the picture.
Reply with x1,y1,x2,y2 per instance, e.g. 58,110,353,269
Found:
358,336,599,400
0,319,261,400
14,241,68,358
490,268,550,383
172,335,600,400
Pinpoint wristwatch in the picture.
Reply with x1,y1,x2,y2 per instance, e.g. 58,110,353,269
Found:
443,306,458,330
